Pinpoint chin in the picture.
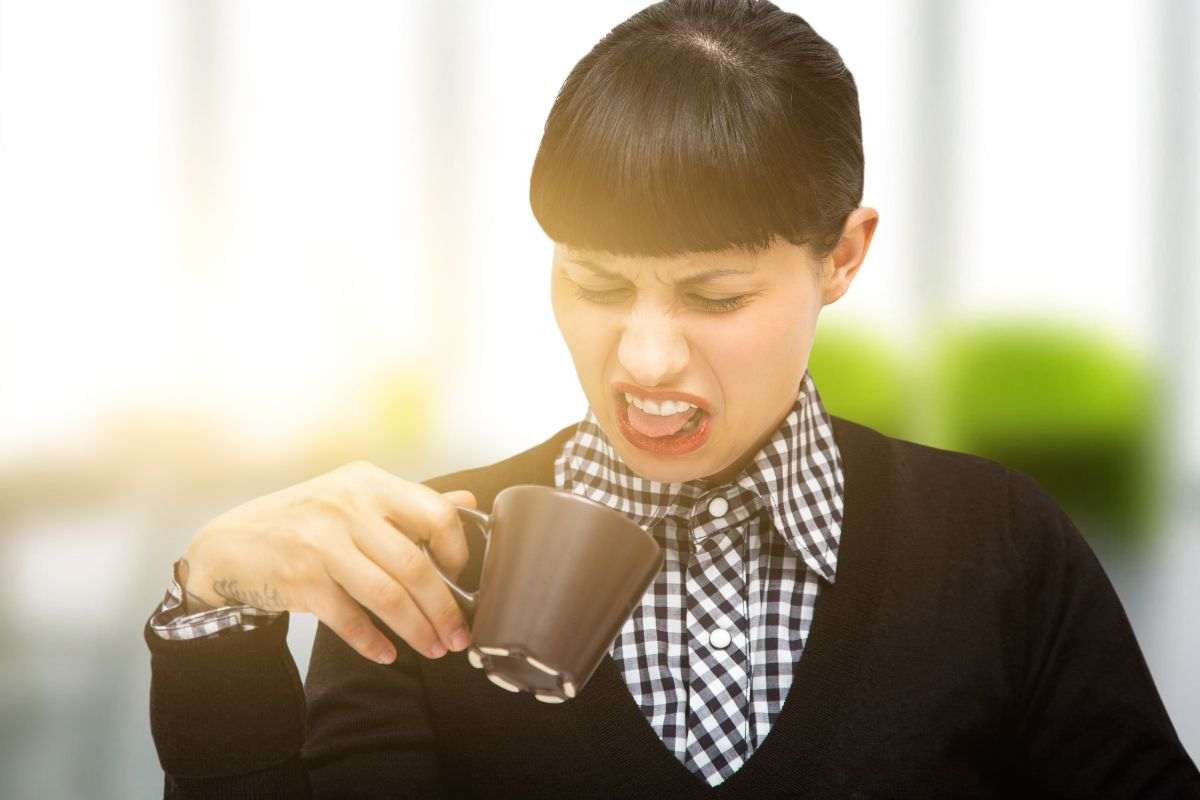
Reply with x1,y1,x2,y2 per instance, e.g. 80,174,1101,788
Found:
613,442,712,483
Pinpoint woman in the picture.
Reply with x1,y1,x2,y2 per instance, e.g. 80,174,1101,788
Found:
144,1,1199,797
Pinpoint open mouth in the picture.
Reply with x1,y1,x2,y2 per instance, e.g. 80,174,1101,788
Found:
614,391,712,455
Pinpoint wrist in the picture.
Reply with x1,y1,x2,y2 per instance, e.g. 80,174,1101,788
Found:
173,556,226,611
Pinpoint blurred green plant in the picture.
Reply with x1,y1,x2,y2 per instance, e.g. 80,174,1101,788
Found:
807,322,914,441
808,317,1162,547
931,318,1161,546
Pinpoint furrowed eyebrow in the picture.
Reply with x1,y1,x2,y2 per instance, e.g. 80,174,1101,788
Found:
567,258,753,286
675,268,754,286
568,259,624,280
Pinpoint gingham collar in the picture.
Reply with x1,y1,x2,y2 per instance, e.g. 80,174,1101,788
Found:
554,370,845,584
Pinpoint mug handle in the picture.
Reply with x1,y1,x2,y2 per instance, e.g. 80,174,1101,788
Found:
421,505,492,614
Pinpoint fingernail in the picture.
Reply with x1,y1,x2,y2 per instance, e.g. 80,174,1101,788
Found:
374,647,396,665
448,626,471,652
428,643,448,659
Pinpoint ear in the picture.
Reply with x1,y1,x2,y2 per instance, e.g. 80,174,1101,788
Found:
820,207,879,306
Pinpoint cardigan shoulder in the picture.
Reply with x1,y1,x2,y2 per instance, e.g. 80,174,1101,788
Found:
831,413,1014,499
829,413,1065,546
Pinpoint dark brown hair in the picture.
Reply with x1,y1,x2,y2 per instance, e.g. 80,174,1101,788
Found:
529,0,863,259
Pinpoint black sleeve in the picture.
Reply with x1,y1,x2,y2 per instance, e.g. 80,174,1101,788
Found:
1010,472,1200,797
144,610,312,798
301,612,445,799
144,605,445,799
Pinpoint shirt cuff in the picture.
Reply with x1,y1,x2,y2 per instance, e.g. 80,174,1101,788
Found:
149,557,285,641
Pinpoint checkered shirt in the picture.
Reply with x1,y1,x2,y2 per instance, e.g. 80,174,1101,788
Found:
149,557,282,639
554,370,844,786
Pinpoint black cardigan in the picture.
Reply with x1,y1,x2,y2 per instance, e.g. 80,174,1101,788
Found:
144,416,1200,798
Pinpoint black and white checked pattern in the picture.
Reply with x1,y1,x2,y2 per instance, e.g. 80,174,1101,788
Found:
149,558,281,640
554,370,844,786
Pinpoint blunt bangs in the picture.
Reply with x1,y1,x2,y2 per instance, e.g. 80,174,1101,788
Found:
529,0,863,259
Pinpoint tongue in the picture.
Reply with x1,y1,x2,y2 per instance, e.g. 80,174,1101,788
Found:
627,404,697,438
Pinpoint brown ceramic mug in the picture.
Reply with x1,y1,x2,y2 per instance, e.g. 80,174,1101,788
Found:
421,484,663,703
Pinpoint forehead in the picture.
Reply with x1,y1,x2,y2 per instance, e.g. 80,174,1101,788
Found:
554,243,762,279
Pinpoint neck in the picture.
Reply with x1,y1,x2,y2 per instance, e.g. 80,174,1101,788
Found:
701,393,798,486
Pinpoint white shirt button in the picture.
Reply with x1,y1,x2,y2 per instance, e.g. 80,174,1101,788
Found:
707,496,729,517
709,627,732,649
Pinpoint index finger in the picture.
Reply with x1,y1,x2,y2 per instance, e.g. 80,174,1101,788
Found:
357,466,475,575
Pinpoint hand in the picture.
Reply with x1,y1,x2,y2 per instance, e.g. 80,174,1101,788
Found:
180,460,475,664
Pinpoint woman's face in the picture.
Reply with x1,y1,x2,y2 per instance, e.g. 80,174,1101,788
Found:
550,235,842,484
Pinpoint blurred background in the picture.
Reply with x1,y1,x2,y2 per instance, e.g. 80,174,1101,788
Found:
0,1,1196,796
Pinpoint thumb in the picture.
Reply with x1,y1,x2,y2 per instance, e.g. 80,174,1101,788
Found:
441,489,477,509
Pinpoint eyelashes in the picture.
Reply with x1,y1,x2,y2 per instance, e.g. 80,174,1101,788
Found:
568,283,750,314
684,293,749,313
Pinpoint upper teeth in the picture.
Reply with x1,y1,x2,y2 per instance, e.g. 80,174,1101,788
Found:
624,392,698,416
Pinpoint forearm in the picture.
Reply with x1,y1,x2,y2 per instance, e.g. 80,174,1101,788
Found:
301,615,446,798
144,610,310,798
144,572,446,798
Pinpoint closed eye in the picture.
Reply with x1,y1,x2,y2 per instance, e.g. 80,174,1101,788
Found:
688,293,749,313
568,282,750,314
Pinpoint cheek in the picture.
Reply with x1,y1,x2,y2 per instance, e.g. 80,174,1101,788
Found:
551,285,585,351
751,295,818,361
552,295,611,379
705,311,797,371
549,280,572,334
703,304,814,405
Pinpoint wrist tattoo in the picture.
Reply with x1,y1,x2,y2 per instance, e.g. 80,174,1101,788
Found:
211,577,287,612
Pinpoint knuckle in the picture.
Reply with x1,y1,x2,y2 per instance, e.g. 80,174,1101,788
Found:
290,497,362,547
427,500,461,538
320,470,377,521
300,496,351,529
340,617,376,649
277,523,328,561
342,459,376,477
393,546,431,584
276,552,320,590
340,460,381,491
432,598,465,632
263,525,307,560
368,575,407,610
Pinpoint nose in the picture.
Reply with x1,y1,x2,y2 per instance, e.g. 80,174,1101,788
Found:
616,305,690,387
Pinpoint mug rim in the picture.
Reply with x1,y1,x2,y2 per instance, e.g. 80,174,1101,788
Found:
494,483,650,536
